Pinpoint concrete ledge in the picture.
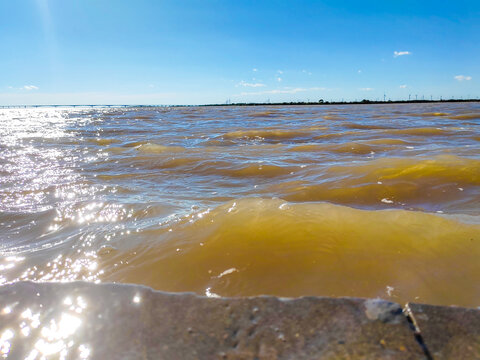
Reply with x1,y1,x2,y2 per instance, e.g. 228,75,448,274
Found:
406,303,480,359
0,282,476,359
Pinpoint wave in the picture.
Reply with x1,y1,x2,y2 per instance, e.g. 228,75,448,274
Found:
222,128,325,141
449,114,480,120
135,143,186,153
382,127,449,136
97,198,480,307
272,155,480,209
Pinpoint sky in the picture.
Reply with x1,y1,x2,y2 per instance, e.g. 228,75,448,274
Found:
0,0,479,105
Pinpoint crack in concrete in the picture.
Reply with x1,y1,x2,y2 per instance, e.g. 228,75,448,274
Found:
404,303,434,360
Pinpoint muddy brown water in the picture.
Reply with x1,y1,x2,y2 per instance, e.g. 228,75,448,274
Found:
1,103,480,307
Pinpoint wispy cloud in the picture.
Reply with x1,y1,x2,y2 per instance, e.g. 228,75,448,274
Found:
0,91,185,106
23,85,39,90
399,84,407,88
252,68,258,72
6,85,40,91
357,70,362,74
277,70,283,74
276,77,282,82
237,80,266,88
454,75,472,81
302,69,313,75
359,87,374,91
393,51,411,58
238,87,327,96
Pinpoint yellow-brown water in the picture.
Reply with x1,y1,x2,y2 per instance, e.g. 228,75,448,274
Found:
1,103,480,307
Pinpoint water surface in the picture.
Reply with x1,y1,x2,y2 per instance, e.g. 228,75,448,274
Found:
1,103,480,306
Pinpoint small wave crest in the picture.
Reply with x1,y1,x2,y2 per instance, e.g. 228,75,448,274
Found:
98,198,480,306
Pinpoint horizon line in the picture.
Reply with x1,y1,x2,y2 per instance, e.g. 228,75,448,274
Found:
1,98,479,108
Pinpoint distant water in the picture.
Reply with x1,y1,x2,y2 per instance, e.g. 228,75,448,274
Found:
1,103,480,307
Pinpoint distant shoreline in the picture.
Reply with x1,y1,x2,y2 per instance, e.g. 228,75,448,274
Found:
203,98,480,107
1,98,479,108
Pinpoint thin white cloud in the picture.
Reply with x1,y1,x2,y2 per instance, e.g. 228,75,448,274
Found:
277,70,283,74
252,68,258,72
302,69,313,75
237,80,266,88
359,87,374,91
399,84,407,88
358,70,362,73
454,75,472,81
277,77,282,82
0,91,183,106
393,51,411,58
23,85,39,90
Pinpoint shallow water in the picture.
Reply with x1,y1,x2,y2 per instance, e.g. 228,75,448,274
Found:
1,103,480,306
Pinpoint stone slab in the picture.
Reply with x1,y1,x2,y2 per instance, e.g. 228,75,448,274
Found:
0,282,426,359
407,302,480,359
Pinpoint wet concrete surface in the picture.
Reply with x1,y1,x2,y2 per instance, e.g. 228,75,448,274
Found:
407,302,480,359
0,282,478,359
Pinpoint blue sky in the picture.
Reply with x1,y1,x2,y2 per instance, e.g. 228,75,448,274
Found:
1,0,479,105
